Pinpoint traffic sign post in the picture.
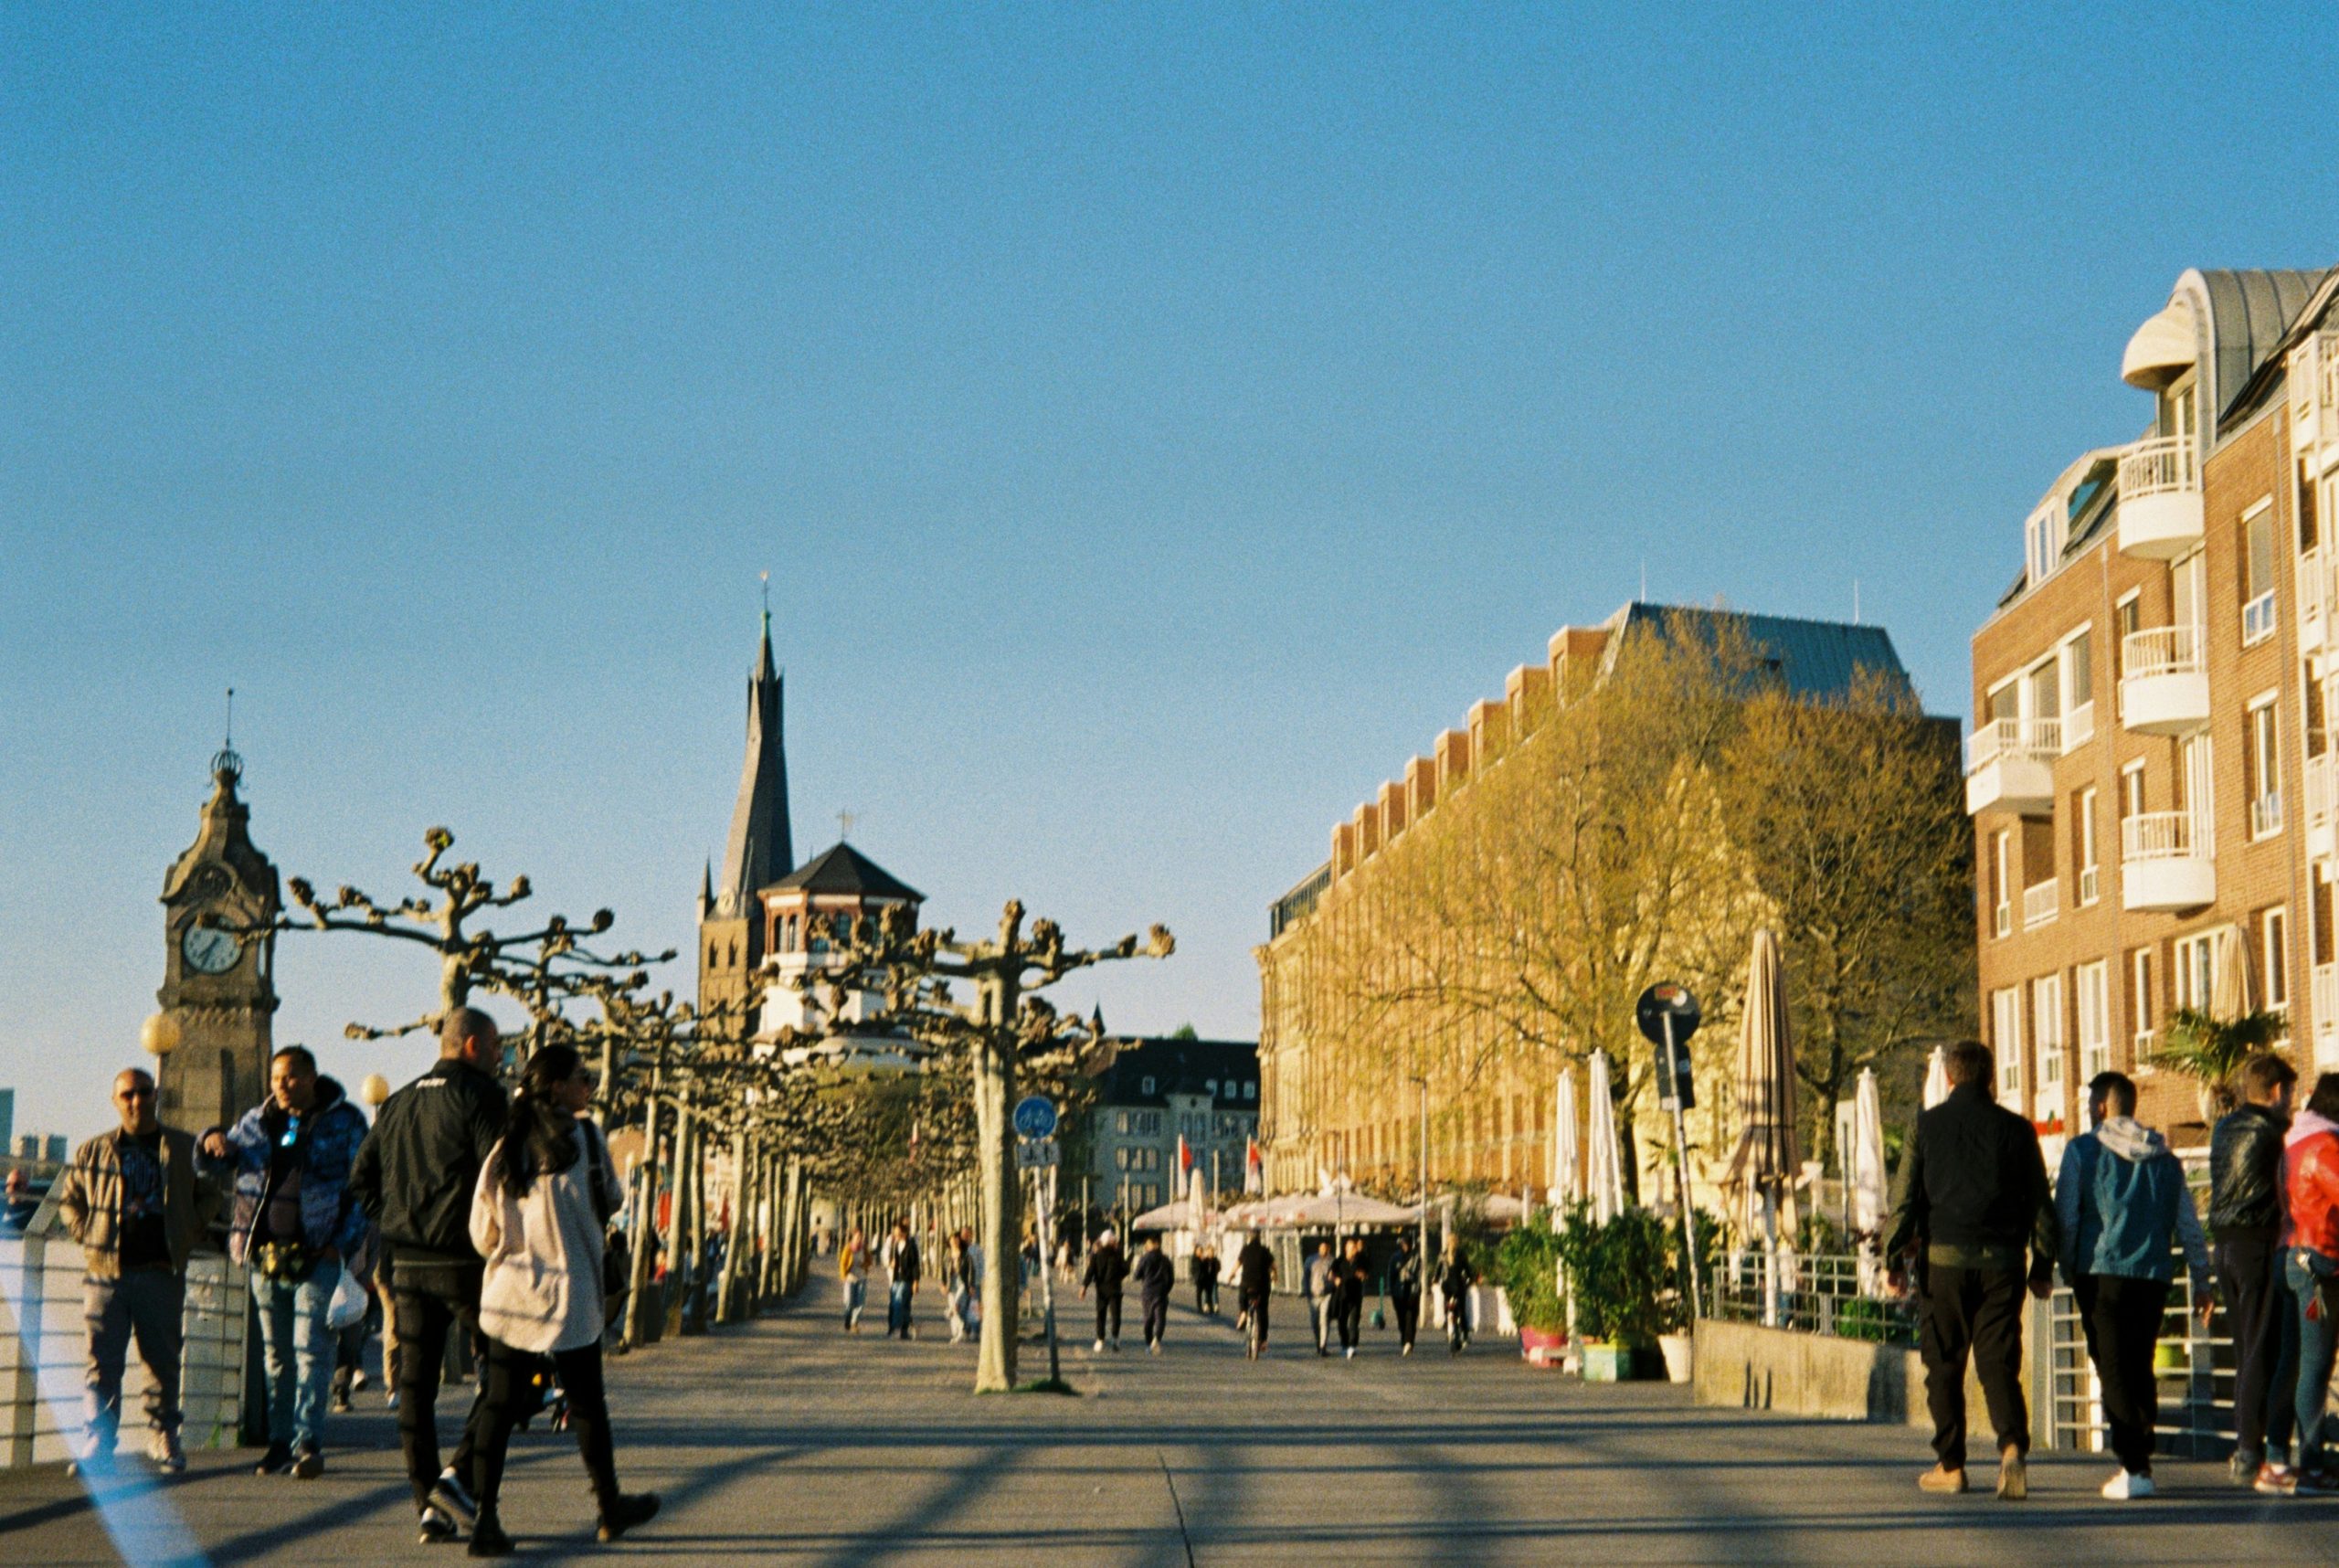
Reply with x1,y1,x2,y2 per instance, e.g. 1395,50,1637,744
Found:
1015,1139,1060,1169
1013,1096,1059,1140
1635,983,1705,1324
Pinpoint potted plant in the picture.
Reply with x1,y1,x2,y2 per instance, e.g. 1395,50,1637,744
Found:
1498,1218,1568,1365
1560,1206,1672,1382
2153,1006,2283,1123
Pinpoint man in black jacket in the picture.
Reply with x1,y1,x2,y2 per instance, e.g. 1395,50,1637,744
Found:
2211,1052,2300,1489
1133,1234,1174,1353
348,1006,507,1544
1884,1040,2059,1501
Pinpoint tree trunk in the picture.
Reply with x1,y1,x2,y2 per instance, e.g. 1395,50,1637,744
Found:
623,1085,664,1349
716,1127,748,1323
973,1002,1021,1392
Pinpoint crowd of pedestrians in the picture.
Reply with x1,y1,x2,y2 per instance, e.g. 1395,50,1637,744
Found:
47,1011,657,1556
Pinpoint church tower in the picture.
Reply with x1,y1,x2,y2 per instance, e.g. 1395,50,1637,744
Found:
698,609,793,1020
155,741,281,1132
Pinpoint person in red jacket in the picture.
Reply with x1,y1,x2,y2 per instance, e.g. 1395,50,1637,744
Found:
2282,1073,2339,1492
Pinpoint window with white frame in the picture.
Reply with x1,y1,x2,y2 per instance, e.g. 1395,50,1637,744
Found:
2251,694,2284,837
1992,988,2024,1101
2027,503,2063,588
2115,593,2142,681
1992,831,2012,937
2120,760,2146,825
2174,932,2217,1012
2077,787,2101,904
2034,973,2066,1100
2129,947,2157,1058
2078,960,2111,1080
2244,502,2278,645
2266,906,2291,1012
2064,630,2095,744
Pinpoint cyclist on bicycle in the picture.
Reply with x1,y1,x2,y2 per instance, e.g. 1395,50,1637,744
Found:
1440,1245,1478,1354
1235,1232,1275,1359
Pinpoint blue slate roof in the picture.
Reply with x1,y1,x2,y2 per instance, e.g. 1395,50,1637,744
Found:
1612,603,1914,704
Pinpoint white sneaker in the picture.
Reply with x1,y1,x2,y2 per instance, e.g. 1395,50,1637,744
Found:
1150,1341,1161,1356
1093,1339,1106,1353
2101,1469,2155,1499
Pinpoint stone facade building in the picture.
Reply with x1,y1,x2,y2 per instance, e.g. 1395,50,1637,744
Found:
1078,1036,1259,1219
1970,266,2339,1148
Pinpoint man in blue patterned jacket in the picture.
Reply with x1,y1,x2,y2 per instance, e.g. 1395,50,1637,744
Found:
200,1045,370,1478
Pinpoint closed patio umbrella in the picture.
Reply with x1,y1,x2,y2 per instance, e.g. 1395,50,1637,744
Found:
1850,1067,1889,1297
1583,1050,1626,1224
1551,1069,1581,1210
1724,928,1802,1325
2210,923,2254,1022
1922,1045,1951,1109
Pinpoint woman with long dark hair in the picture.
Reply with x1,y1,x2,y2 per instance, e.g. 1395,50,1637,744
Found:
464,1044,657,1556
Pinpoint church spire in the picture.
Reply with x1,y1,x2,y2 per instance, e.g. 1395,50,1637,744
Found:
714,598,793,917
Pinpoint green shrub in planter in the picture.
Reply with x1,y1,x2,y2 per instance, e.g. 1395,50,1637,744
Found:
1497,1218,1566,1334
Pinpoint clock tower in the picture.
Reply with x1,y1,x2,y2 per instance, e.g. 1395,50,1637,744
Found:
154,744,281,1132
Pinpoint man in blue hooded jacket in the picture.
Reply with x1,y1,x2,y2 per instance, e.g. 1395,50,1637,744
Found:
2057,1069,2212,1499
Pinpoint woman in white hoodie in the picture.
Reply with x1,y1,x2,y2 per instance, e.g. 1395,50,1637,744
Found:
464,1045,658,1557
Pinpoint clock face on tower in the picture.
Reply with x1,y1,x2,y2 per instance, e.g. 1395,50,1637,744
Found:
181,923,243,975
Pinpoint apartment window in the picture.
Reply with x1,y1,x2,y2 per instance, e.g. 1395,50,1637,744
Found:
1115,1110,1130,1136
1992,989,2024,1102
2076,787,2101,905
2251,695,2285,837
2302,459,2322,554
2267,906,2292,1012
1992,831,2012,938
2128,947,2157,1057
2078,960,2111,1081
2244,503,2278,645
2312,673,2329,758
1140,1076,1155,1095
2120,760,2146,825
2175,931,2217,1012
2034,973,2066,1101
2027,503,2062,586
2064,631,2095,744
2115,594,2142,678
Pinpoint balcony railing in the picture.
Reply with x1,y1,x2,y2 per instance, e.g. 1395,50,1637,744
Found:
2065,700,2096,748
2120,434,2200,501
2122,624,2204,680
2253,790,2286,839
2123,810,2207,863
2311,754,2338,857
2022,881,2059,930
1964,715,2061,773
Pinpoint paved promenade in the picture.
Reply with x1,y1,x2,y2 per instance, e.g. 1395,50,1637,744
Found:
9,1275,2339,1565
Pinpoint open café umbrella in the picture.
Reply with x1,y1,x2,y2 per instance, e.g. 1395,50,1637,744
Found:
1922,1045,1951,1109
1849,1067,1889,1296
1583,1050,1627,1224
1724,928,1802,1326
1551,1068,1581,1210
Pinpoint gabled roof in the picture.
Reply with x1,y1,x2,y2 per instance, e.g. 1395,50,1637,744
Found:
767,842,923,902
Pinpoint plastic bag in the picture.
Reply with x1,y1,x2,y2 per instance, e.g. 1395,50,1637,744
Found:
324,1266,368,1332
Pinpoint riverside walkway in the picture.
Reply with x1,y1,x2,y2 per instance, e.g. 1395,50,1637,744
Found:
7,1276,2339,1565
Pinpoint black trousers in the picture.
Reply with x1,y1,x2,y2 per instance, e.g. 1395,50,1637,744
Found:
1141,1293,1168,1345
1196,1282,1217,1314
472,1338,618,1521
1392,1293,1420,1348
2073,1275,2170,1474
391,1282,489,1510
1919,1263,2029,1468
2220,1235,2298,1464
1095,1293,1122,1341
1336,1297,1361,1350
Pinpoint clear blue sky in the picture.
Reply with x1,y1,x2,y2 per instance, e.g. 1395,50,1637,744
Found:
5,5,2335,1139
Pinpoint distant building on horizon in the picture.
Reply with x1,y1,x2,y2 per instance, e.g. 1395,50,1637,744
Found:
0,1088,13,1156
1076,1035,1259,1224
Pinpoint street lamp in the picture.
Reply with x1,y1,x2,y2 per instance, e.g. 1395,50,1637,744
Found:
359,1074,391,1109
1410,1075,1429,1268
140,1012,182,1058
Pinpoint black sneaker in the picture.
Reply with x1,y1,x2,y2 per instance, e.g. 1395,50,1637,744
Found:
252,1442,294,1477
429,1470,480,1528
291,1445,324,1480
418,1505,460,1545
466,1513,513,1559
597,1492,661,1542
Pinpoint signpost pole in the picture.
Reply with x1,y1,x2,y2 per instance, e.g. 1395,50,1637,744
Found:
1663,1012,1704,1324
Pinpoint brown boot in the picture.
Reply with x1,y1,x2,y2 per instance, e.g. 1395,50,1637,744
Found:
1997,1446,2027,1500
1918,1463,1967,1493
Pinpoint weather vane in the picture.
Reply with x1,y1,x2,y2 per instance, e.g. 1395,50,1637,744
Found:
837,810,857,842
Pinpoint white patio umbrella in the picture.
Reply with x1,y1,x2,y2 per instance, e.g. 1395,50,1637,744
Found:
1724,928,1802,1326
1583,1050,1626,1224
1551,1068,1581,1210
1849,1067,1889,1297
2210,923,2254,1022
1922,1045,1951,1109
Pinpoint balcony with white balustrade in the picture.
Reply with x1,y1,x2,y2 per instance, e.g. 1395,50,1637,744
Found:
2021,880,2059,931
1964,716,2060,816
2310,753,2337,860
2115,436,2203,559
2121,810,2214,912
2120,625,2208,736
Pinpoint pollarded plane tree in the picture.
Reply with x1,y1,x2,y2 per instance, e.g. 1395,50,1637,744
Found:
810,900,1171,1393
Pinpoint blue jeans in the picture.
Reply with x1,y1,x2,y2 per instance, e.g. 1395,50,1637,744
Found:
887,1281,913,1336
252,1259,340,1452
2287,1248,2339,1469
843,1277,865,1329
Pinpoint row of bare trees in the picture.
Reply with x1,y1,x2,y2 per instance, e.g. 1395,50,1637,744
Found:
1279,622,1971,1197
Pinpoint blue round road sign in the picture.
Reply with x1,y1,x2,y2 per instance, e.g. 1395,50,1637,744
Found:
1012,1096,1059,1139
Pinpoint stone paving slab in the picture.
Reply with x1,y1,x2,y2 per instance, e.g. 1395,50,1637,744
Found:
8,1275,2339,1565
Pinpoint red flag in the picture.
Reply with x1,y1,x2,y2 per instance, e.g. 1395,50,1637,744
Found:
1244,1137,1263,1194
1178,1135,1193,1174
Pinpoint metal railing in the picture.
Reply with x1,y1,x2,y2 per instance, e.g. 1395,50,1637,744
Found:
2121,624,2204,681
2119,434,2199,500
2122,809,2208,863
1709,1250,1917,1347
1964,716,2061,774
2,1217,249,1468
2022,881,2059,930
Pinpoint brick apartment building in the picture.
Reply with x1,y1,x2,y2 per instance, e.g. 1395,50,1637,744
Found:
1969,266,2339,1150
